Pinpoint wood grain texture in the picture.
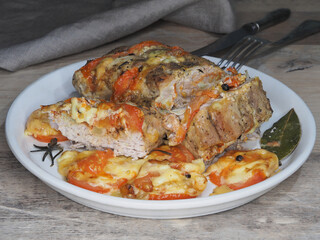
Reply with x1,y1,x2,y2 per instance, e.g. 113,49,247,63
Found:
1,1,320,239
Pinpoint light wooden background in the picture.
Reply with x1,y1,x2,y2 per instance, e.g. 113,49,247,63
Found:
1,0,319,239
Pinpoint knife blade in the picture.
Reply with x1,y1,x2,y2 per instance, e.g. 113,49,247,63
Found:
192,8,291,56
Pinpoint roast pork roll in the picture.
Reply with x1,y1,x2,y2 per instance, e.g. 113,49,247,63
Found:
72,40,226,110
71,40,272,162
42,97,166,158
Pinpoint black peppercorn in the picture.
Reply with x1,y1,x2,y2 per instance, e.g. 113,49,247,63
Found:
222,83,230,91
185,173,191,178
236,155,244,161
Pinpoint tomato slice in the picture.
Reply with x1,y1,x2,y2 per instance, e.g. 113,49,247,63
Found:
227,170,266,190
77,150,114,177
134,172,160,192
96,103,144,134
171,90,219,145
148,193,196,200
169,145,195,163
112,67,139,102
67,172,111,194
209,170,266,190
33,134,68,143
209,172,222,186
68,172,128,194
150,145,195,163
121,104,144,133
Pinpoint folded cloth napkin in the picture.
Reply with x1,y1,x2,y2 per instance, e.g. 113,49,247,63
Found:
0,0,235,71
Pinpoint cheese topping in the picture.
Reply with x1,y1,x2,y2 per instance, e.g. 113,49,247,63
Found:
49,97,144,133
24,108,68,142
25,109,60,137
96,57,114,80
146,53,181,65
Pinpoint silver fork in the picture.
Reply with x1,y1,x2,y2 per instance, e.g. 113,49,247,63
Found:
217,35,268,71
217,20,320,71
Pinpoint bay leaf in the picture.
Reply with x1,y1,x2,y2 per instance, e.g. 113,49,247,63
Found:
260,108,301,161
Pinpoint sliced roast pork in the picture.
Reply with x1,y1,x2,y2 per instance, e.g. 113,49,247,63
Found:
41,97,166,158
182,77,273,161
71,41,272,162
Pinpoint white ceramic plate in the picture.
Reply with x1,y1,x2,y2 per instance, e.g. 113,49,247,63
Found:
5,57,316,219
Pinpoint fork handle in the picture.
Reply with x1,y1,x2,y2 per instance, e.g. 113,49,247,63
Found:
272,20,320,46
243,8,291,34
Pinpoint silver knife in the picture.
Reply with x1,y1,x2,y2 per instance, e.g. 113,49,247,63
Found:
192,8,291,56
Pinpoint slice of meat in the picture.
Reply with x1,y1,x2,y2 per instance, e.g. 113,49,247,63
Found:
72,41,225,110
120,145,207,200
58,149,146,195
182,77,273,161
205,149,279,191
42,97,166,158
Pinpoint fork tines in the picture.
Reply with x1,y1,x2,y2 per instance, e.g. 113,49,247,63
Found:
217,36,266,71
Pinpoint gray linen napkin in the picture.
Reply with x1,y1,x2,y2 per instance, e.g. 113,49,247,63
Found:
0,0,235,71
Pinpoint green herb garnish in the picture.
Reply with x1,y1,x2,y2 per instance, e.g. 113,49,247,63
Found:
260,108,301,161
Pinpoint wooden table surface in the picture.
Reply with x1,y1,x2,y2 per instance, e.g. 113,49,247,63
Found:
1,1,319,239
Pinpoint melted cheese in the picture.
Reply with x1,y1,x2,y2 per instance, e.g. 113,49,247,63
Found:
178,159,205,174
147,54,180,65
151,165,184,187
96,57,114,80
71,98,98,124
69,98,125,127
25,108,61,137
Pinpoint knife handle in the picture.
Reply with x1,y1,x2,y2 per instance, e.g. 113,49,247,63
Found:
273,20,320,46
243,8,291,34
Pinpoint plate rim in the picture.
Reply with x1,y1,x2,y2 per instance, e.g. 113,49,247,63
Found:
5,57,316,212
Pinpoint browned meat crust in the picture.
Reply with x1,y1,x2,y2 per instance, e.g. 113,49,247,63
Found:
183,77,272,161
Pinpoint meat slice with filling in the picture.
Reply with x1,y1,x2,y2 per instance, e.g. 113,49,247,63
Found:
41,97,166,158
120,145,207,200
72,40,226,110
58,149,146,195
205,149,279,192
